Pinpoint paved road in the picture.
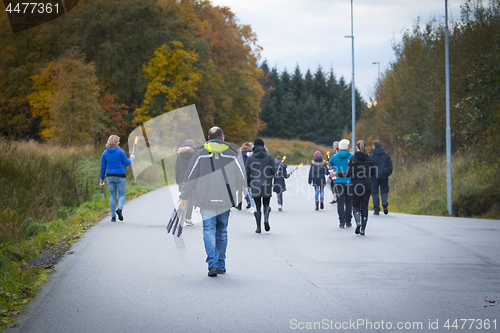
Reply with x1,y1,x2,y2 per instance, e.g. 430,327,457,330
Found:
10,166,500,332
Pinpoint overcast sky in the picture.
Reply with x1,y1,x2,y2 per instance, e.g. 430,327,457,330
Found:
210,0,465,101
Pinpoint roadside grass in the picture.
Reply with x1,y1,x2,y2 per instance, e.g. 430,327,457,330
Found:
260,137,332,164
387,152,500,218
0,139,158,329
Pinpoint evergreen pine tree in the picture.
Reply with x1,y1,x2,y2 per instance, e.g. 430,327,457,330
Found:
313,66,328,103
299,93,318,142
290,65,304,104
281,91,298,139
303,69,313,98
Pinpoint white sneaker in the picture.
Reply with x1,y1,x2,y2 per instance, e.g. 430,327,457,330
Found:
185,219,193,226
278,204,282,211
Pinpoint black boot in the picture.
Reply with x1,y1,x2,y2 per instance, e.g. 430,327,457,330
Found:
360,217,367,235
236,202,242,210
254,211,261,233
263,206,271,232
354,212,361,234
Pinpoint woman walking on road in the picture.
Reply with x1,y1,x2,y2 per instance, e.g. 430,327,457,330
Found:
308,151,329,210
246,138,275,233
100,135,134,222
333,140,375,235
273,156,290,211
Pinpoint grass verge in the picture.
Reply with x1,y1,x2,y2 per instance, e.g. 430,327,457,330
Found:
387,152,500,218
0,139,158,330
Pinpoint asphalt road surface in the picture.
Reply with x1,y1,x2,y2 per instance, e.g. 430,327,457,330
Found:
9,166,500,333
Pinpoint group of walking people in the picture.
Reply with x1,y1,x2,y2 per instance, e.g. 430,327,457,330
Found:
99,127,392,277
308,138,393,235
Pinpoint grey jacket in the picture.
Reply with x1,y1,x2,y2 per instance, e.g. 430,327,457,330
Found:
180,139,246,210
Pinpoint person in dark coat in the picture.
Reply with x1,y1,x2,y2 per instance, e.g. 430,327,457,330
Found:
333,140,376,236
308,151,329,210
273,156,290,211
369,140,393,215
237,142,253,210
175,139,196,225
246,138,275,233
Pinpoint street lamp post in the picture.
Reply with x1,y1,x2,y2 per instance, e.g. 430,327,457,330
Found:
445,0,452,215
372,61,380,82
344,0,355,151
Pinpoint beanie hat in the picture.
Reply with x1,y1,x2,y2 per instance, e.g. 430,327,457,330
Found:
339,139,350,151
254,138,264,147
184,139,196,149
313,151,322,158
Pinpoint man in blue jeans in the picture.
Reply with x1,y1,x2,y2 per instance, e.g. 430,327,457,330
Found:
179,127,246,277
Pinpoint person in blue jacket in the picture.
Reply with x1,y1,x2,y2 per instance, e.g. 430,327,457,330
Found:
100,135,134,222
329,139,353,228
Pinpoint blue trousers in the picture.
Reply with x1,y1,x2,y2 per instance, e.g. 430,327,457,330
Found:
200,209,230,270
107,176,126,217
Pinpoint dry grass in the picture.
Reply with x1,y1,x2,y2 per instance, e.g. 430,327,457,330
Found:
260,137,333,164
388,152,499,218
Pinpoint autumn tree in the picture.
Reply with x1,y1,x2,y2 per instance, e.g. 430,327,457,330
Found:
135,41,202,124
33,50,103,145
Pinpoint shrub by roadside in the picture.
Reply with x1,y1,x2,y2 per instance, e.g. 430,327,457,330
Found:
452,185,500,218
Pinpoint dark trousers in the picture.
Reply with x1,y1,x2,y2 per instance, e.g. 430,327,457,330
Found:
372,178,389,213
335,183,352,224
254,197,270,212
352,183,372,219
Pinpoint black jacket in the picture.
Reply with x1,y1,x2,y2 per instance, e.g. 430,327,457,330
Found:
246,145,275,198
180,139,246,209
337,152,376,185
369,148,393,179
175,146,195,190
308,158,329,187
273,162,289,193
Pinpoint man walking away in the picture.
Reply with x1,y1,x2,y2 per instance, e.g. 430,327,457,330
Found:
329,139,352,227
179,127,246,277
370,140,393,215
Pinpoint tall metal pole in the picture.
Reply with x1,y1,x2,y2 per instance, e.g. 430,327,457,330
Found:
445,0,452,215
350,0,355,151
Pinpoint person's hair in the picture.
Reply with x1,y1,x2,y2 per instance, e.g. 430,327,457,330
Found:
240,142,252,151
357,140,367,155
106,135,120,148
373,140,381,149
333,141,339,152
208,127,223,140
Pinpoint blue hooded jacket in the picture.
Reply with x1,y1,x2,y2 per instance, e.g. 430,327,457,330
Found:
100,147,134,179
329,150,352,184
